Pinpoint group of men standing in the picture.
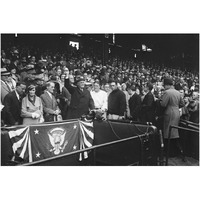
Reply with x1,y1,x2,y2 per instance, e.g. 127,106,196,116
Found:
1,65,185,147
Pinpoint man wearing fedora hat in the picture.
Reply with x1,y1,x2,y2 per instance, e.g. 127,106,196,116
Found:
161,77,185,156
65,73,94,119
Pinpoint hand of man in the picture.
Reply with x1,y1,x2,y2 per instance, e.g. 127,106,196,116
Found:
65,71,69,79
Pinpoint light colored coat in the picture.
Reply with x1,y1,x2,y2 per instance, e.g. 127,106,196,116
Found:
1,80,11,104
21,95,43,125
161,87,184,139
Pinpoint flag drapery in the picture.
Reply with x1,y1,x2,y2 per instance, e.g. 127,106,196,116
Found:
8,120,94,163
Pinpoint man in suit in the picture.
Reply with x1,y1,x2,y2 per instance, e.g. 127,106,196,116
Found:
40,81,61,122
3,81,26,126
127,85,142,121
141,83,155,123
65,74,94,119
1,68,12,104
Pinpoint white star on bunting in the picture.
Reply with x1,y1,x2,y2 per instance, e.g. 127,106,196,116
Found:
34,129,39,134
36,152,41,158
73,145,77,150
73,124,77,129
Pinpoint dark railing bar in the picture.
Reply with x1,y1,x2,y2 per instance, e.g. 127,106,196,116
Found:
1,119,153,131
22,134,142,166
165,125,199,166
1,119,80,130
170,125,199,133
180,119,199,127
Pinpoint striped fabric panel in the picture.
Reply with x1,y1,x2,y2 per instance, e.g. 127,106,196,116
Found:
78,120,94,160
8,126,30,160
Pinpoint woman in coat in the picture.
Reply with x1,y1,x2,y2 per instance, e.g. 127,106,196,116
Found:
21,85,44,125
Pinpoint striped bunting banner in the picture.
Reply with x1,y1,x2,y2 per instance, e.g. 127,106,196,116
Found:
79,120,94,161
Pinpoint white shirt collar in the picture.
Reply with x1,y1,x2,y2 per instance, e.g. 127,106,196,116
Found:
46,90,52,98
15,90,20,100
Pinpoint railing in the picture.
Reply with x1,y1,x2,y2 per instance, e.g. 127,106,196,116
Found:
165,124,199,166
22,134,144,166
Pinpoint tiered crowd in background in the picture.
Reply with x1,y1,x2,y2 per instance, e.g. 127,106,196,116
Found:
1,44,199,130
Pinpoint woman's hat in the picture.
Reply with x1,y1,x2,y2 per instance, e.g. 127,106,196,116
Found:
27,84,36,91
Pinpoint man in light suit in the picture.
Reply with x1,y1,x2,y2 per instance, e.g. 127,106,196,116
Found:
40,81,61,122
1,68,12,104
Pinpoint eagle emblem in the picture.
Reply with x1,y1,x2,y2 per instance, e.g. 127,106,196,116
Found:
48,127,68,155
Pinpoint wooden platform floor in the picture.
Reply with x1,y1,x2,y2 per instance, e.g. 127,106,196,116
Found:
168,157,199,166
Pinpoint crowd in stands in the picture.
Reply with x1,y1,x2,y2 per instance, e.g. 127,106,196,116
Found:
1,44,199,130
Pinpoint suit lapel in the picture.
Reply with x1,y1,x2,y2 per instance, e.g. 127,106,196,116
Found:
12,91,21,108
45,91,56,108
1,81,10,92
45,91,53,104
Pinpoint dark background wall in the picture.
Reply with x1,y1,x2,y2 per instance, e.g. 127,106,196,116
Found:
1,33,199,71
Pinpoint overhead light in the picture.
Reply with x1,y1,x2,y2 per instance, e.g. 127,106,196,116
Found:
142,44,147,51
113,34,115,44
147,48,152,52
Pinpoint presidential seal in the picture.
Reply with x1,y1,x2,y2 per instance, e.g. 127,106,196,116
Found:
48,127,68,155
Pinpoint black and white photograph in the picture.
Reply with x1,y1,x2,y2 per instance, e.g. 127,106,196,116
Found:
0,1,199,200
1,33,199,166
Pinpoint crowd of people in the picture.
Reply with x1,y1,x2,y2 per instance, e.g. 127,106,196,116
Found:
1,44,199,145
